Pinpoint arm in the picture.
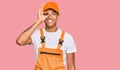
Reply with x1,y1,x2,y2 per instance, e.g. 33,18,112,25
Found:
66,53,76,70
16,20,41,46
16,3,47,46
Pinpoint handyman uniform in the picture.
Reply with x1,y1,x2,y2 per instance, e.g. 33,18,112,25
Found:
35,28,65,70
31,28,77,70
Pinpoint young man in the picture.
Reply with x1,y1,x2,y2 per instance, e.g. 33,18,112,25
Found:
16,1,77,70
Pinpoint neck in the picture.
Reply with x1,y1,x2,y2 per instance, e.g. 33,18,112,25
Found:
45,26,58,32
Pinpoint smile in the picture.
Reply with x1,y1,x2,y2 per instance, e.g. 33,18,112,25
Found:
46,19,54,23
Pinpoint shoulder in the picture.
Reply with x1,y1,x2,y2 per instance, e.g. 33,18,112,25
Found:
59,29,74,40
30,28,40,45
32,28,40,34
31,28,40,37
64,32,74,41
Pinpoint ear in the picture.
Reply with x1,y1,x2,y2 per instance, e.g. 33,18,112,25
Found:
57,14,60,20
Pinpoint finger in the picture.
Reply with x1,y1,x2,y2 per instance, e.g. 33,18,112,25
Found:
39,8,43,17
39,2,46,12
39,3,45,16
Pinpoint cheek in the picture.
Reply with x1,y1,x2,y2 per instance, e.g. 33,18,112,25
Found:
53,15,58,20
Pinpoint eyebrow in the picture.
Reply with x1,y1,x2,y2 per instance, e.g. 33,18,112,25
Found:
44,8,59,15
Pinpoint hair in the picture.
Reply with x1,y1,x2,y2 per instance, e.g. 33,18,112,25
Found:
44,8,59,15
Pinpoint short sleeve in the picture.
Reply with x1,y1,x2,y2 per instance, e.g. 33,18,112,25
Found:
66,33,77,53
30,29,39,45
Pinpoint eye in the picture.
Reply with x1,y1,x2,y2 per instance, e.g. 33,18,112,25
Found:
43,12,48,16
52,12,57,15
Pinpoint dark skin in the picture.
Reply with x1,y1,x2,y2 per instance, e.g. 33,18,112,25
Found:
16,4,76,70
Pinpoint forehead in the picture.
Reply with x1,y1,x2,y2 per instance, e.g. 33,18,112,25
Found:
44,8,58,13
44,8,59,15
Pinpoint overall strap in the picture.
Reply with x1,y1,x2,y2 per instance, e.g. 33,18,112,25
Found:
40,28,45,48
57,30,65,49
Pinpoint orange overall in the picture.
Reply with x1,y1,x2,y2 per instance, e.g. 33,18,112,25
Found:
35,28,65,70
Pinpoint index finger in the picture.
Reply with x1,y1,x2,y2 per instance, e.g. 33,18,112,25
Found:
39,2,46,12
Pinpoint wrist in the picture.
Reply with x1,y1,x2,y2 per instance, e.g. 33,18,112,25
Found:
35,19,42,25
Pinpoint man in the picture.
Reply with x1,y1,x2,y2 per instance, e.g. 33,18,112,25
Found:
16,1,77,70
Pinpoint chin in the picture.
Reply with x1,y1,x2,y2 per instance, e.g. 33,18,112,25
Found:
45,23,56,28
46,25,54,28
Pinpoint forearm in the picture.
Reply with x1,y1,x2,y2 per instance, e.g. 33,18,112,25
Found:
16,20,41,45
67,53,76,70
68,65,76,70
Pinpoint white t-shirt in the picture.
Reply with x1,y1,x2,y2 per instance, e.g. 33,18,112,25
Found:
31,28,77,65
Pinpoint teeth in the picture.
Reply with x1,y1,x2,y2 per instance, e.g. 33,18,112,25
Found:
47,20,53,23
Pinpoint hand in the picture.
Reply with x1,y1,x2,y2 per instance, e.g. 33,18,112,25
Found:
38,3,47,23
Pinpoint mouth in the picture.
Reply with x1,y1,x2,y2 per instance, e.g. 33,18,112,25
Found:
46,19,54,23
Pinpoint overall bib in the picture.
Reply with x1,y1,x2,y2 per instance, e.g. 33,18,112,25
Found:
35,28,65,70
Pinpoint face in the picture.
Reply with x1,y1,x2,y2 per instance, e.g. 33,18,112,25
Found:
43,9,59,28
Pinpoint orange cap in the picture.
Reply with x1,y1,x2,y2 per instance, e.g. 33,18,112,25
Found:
43,1,59,13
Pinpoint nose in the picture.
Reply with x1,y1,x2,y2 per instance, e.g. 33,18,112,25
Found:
48,14,52,19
